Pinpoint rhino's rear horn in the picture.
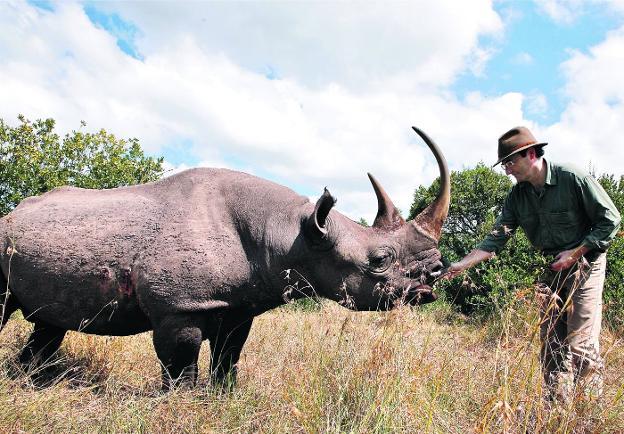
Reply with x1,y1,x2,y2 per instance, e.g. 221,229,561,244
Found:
306,188,336,241
368,173,405,230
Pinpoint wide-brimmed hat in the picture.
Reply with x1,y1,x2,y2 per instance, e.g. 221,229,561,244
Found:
494,126,548,166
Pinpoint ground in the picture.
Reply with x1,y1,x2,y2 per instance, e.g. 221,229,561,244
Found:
1,299,623,433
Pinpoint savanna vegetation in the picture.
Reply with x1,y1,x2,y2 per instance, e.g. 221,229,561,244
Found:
410,163,624,331
1,117,623,432
1,301,623,433
0,115,164,217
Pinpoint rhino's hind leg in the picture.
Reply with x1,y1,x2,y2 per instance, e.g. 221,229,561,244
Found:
1,290,19,332
152,315,204,390
207,313,253,387
1,297,18,331
19,321,67,370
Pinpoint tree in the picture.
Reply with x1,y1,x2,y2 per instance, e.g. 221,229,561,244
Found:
0,115,164,216
410,164,548,315
410,163,523,312
410,163,513,258
410,163,624,328
597,174,624,330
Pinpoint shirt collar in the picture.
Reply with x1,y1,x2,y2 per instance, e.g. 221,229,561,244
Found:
544,159,557,186
516,158,556,191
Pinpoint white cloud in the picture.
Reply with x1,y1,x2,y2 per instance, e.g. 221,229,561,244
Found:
607,0,624,15
92,1,503,92
543,25,624,175
535,0,624,24
512,52,534,65
0,0,533,224
524,92,548,117
534,0,585,24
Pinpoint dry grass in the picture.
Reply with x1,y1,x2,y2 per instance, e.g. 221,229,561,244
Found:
1,299,623,433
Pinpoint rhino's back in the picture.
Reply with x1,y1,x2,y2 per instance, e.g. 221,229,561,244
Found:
1,167,257,255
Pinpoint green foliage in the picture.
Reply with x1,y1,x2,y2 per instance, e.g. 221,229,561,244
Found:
597,174,624,331
0,115,164,216
410,163,512,254
282,297,323,312
409,163,534,314
410,164,624,328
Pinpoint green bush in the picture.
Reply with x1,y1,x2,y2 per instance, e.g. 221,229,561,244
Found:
0,115,164,216
410,164,624,329
409,163,530,315
597,174,624,331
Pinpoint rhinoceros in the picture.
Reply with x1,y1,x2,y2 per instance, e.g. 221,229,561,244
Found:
0,127,449,388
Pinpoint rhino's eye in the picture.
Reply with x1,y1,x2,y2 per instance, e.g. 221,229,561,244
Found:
368,248,395,273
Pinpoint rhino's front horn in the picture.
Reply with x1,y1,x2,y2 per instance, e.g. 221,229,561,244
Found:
368,173,405,230
410,126,450,241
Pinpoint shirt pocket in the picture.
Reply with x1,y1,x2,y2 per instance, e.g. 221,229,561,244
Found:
546,210,578,246
547,210,576,227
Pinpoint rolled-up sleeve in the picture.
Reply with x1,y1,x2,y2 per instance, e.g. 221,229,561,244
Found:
579,175,621,251
477,193,518,254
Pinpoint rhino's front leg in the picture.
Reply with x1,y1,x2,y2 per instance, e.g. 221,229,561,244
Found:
207,312,253,387
152,315,204,390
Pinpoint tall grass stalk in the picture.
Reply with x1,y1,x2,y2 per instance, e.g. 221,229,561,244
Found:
1,296,622,433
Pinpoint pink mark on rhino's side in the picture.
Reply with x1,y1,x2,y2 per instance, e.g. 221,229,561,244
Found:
118,266,135,297
97,266,114,293
97,265,136,297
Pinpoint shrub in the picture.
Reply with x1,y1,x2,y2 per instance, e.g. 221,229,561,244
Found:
411,164,624,330
0,115,164,216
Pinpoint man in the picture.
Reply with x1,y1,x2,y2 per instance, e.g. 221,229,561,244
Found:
446,126,621,402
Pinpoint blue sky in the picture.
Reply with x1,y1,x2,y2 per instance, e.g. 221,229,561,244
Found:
2,0,624,221
453,1,621,125
83,3,144,61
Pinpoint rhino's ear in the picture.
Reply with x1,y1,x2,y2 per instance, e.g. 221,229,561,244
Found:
306,188,336,243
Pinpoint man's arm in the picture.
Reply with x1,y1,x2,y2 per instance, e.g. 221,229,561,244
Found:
445,249,495,279
548,173,622,272
577,174,621,252
445,192,517,279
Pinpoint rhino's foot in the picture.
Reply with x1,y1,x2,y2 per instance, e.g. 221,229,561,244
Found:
160,363,199,392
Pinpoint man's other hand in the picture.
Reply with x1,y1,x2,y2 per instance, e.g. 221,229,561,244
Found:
550,246,589,271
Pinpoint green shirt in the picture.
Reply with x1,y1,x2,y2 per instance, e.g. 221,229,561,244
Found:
478,160,621,256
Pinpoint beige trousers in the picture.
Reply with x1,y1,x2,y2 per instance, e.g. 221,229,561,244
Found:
537,253,606,402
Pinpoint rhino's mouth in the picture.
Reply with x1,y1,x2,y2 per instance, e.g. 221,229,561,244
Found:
400,263,446,305
372,267,441,308
404,283,437,305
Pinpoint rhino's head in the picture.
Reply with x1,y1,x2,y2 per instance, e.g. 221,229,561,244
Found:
303,127,450,311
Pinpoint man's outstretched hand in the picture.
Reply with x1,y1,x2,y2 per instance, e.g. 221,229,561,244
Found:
441,249,495,280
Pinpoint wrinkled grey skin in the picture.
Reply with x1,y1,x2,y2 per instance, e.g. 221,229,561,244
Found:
0,127,449,389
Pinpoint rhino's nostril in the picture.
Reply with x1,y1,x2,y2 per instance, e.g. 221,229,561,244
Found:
429,261,444,273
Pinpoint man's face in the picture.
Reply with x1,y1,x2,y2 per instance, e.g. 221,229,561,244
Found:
502,151,530,182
